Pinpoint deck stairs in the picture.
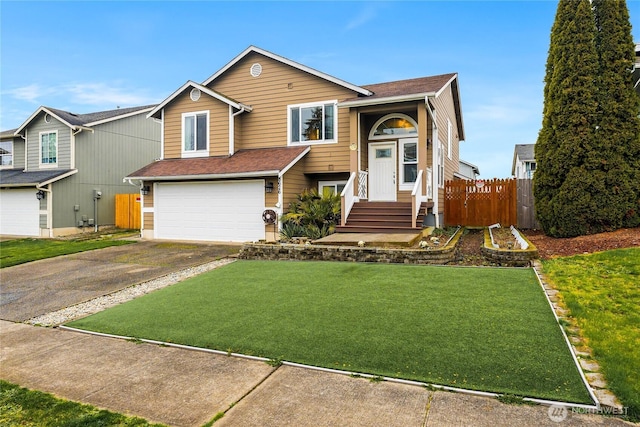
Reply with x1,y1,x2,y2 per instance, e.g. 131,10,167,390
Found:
335,201,433,234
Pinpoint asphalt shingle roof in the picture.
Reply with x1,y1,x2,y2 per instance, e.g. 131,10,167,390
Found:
514,144,535,161
46,105,156,127
127,146,308,179
0,169,75,186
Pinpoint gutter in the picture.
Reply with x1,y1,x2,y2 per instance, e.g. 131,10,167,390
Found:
338,92,435,109
126,170,281,182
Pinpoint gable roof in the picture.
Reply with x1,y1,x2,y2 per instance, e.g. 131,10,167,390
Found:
15,105,155,135
127,146,309,181
338,73,464,141
202,46,372,96
511,144,536,175
147,81,252,120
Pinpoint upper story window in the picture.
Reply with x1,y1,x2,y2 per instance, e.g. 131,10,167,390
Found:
370,114,418,140
40,131,57,167
289,101,337,144
182,111,209,158
0,141,13,168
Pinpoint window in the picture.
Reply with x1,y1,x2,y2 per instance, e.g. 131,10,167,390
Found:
438,142,444,188
289,101,336,144
0,141,13,167
447,119,452,159
40,131,57,166
319,180,347,197
182,111,209,157
370,114,418,140
399,139,418,189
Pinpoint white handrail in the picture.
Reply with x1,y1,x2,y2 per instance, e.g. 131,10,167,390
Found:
340,172,357,226
410,169,424,228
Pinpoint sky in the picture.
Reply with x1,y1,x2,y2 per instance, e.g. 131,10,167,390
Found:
1,1,638,178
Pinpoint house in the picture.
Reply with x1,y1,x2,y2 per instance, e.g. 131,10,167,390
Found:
512,144,536,179
455,159,480,180
126,46,465,242
0,106,160,237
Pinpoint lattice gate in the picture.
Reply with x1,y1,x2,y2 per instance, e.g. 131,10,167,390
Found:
444,179,517,227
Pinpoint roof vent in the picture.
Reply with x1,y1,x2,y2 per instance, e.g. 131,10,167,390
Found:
190,88,201,101
250,63,262,77
44,113,51,123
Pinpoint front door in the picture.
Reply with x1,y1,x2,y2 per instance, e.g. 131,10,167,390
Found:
368,142,396,201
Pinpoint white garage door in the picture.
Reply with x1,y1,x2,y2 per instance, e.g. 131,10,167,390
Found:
0,188,40,236
155,180,266,242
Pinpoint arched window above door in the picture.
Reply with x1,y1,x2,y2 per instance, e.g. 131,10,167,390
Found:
369,114,418,140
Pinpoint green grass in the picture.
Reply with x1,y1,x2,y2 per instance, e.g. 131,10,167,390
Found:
0,380,165,426
543,247,640,421
68,260,591,403
0,238,134,268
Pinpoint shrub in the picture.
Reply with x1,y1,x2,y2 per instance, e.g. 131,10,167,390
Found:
280,189,341,240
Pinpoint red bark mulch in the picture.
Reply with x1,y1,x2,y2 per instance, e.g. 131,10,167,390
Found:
522,227,640,259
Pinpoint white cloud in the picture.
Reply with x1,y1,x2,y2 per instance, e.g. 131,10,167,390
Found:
345,4,381,31
63,83,156,107
3,82,157,109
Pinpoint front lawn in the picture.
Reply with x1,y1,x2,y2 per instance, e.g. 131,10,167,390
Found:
543,248,640,421
67,260,591,403
0,238,134,268
0,380,164,426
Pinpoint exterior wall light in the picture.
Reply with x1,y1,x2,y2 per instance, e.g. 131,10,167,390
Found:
36,190,46,200
141,185,150,196
265,182,274,193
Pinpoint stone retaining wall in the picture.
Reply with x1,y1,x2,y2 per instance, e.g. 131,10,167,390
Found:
239,230,463,265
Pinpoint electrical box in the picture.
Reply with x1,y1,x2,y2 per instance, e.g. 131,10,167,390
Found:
82,215,87,221
94,190,102,199
77,220,84,227
74,205,80,212
88,219,95,226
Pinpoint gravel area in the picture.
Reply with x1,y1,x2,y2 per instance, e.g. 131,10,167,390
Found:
27,258,236,327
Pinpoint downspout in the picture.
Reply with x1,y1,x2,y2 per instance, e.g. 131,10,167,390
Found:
425,96,440,228
229,106,246,155
124,178,145,237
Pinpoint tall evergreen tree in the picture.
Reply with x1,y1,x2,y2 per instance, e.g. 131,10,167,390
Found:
534,0,600,237
592,0,640,229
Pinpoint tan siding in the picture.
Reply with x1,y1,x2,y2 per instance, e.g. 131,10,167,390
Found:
433,86,460,182
208,52,356,173
163,92,230,159
281,160,311,212
143,212,154,230
431,84,462,216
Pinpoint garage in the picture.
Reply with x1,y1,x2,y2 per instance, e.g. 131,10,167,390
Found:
0,188,40,236
155,180,266,242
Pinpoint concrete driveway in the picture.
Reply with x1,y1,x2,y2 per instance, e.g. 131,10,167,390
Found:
0,240,239,322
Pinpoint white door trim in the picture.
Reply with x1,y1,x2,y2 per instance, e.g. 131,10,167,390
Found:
368,141,397,202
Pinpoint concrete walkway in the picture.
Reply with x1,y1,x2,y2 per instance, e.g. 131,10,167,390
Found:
1,320,630,427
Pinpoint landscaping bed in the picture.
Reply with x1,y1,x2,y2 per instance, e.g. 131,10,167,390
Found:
481,225,538,267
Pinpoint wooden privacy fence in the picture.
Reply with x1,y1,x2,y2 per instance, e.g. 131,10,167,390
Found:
516,179,541,229
444,178,517,227
115,193,141,229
